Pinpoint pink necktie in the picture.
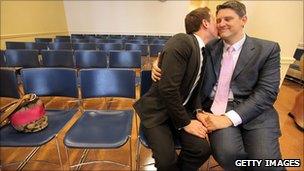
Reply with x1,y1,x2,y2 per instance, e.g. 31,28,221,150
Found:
211,46,235,115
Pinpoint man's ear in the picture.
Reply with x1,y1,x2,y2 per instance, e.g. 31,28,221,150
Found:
241,15,247,27
202,19,209,29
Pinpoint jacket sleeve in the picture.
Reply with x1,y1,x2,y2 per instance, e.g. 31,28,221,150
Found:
157,35,192,129
234,43,280,124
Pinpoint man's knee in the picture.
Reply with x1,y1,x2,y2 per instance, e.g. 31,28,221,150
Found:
184,139,212,160
213,147,247,170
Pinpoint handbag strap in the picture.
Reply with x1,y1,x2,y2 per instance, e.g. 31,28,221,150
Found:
0,94,37,127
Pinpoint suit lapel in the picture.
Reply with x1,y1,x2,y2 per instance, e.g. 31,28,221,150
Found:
210,40,224,79
232,36,256,80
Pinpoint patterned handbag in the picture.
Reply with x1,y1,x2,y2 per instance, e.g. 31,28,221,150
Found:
0,94,48,133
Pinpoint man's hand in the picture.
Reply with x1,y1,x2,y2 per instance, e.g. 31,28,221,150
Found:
183,120,208,138
196,112,209,127
151,57,162,82
203,111,233,131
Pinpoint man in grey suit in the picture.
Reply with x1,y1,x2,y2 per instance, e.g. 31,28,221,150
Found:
152,1,284,170
134,7,217,171
196,1,284,170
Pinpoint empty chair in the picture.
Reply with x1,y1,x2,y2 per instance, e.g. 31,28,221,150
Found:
48,42,72,50
149,39,167,45
149,44,164,57
5,49,40,68
41,50,74,68
75,50,107,68
35,38,52,43
108,35,121,39
64,68,135,169
0,68,20,99
96,43,123,52
6,42,26,49
126,39,148,44
92,38,108,44
109,50,141,68
107,38,124,44
72,43,96,50
71,38,89,43
54,38,71,42
24,42,48,52
0,68,78,170
56,35,70,39
0,50,6,67
125,43,149,56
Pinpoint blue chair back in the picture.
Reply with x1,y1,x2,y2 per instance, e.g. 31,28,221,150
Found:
24,42,48,52
0,50,6,67
75,50,107,68
35,38,52,43
107,39,124,44
80,69,135,99
41,50,74,68
109,50,141,68
5,49,40,68
21,68,78,97
6,42,26,49
54,38,71,43
73,43,96,50
72,39,90,43
0,69,20,98
96,43,123,52
48,42,72,50
140,70,152,96
125,43,149,56
149,44,164,57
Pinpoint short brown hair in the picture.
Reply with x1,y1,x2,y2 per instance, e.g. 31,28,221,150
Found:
216,0,246,17
185,7,211,34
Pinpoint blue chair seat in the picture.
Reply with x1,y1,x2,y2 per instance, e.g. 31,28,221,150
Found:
64,110,133,149
0,109,77,147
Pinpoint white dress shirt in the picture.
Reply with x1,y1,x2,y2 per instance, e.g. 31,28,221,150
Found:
183,34,205,105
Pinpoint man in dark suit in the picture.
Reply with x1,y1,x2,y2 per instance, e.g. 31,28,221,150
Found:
133,7,217,171
196,1,284,170
152,1,284,170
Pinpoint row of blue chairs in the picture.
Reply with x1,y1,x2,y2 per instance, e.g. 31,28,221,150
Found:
5,42,164,56
0,49,149,69
0,68,152,170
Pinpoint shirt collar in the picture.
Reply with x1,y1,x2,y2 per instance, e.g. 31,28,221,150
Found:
223,34,246,51
193,34,205,49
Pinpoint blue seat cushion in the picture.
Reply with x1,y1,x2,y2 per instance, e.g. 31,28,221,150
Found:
64,110,133,148
0,109,77,147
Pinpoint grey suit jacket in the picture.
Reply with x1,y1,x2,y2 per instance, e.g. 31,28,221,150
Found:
134,33,204,129
201,36,281,130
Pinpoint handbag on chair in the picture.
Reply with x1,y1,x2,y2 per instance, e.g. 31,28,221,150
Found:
0,93,48,133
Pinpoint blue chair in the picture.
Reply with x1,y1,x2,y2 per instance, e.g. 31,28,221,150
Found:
107,39,124,44
96,43,123,52
135,70,181,170
0,68,79,170
125,43,149,56
6,42,26,49
41,50,74,68
71,39,89,43
54,38,71,43
48,42,72,50
0,68,20,99
72,43,96,50
75,50,107,68
109,50,141,68
126,40,148,45
149,44,164,57
24,42,48,53
64,68,135,170
150,39,167,45
35,38,52,43
0,50,6,67
5,49,40,68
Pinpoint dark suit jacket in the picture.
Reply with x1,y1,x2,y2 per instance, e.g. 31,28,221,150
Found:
201,35,281,130
133,33,204,129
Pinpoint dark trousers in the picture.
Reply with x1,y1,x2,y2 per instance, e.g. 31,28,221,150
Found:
142,120,211,171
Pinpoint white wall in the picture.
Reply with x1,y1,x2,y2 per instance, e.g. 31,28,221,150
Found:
64,1,190,36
